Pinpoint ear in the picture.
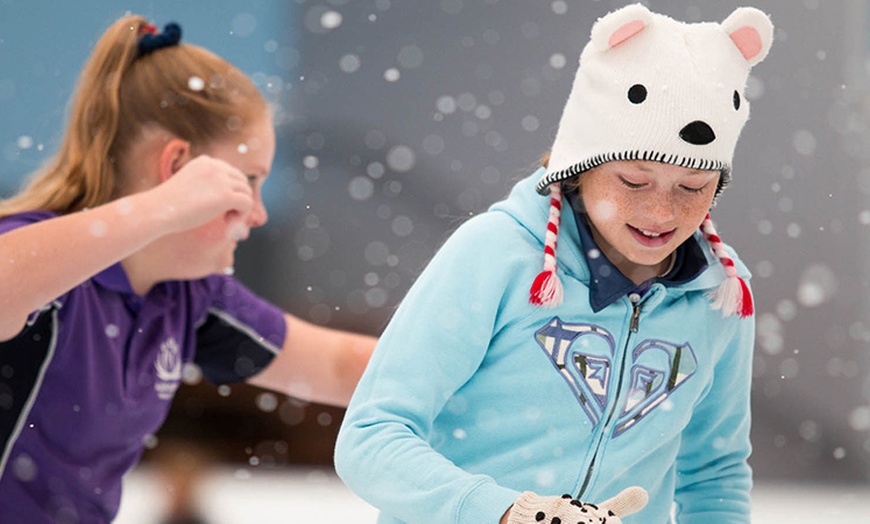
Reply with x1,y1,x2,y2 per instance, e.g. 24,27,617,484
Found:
589,3,653,51
721,7,774,67
158,138,191,183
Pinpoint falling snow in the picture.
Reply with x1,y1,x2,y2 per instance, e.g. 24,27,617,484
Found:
320,11,343,30
383,67,400,82
187,76,205,91
3,4,870,519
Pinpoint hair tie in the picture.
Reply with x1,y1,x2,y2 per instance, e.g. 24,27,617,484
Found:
137,22,182,57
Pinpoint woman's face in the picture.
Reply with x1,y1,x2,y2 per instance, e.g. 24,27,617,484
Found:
578,160,719,283
173,111,276,278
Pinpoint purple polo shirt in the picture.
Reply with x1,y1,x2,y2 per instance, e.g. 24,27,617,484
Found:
0,211,286,523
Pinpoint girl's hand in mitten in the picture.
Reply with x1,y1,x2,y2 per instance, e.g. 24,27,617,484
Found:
504,492,581,524
504,486,648,524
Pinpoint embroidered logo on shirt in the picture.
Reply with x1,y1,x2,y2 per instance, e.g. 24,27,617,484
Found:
535,317,697,437
154,337,182,400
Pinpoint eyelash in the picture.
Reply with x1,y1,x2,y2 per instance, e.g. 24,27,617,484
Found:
619,177,645,190
619,177,707,194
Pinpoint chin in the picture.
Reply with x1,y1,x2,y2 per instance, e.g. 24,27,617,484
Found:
628,250,672,268
184,259,234,280
179,245,236,279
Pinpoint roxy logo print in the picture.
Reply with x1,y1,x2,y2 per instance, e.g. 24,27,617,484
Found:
535,317,697,436
154,337,182,400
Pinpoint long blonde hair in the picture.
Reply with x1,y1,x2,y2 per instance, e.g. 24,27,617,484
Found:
0,15,266,219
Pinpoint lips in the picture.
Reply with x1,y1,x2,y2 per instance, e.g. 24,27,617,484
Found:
628,225,675,247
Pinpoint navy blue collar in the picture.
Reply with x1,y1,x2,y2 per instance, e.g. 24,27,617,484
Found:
565,190,709,312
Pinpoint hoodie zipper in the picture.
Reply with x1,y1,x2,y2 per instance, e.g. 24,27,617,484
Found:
630,294,642,333
577,292,643,498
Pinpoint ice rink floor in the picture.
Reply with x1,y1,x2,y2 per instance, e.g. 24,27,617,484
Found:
114,466,870,523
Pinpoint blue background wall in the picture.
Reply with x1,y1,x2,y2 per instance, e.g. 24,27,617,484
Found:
0,0,291,196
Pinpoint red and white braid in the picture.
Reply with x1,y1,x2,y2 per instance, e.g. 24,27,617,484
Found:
700,213,753,318
529,183,564,307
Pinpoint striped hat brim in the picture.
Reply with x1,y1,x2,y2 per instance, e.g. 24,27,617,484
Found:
535,150,731,195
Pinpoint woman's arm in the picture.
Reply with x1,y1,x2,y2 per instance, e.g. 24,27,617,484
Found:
0,195,165,340
246,314,376,407
0,155,253,341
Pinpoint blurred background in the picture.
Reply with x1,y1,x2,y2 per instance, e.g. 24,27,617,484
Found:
2,0,870,522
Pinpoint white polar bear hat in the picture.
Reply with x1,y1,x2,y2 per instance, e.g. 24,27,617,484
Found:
530,4,773,317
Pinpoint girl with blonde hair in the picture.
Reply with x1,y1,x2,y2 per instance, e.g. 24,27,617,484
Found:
0,16,375,522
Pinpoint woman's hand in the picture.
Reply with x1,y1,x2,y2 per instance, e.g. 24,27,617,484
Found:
145,154,254,235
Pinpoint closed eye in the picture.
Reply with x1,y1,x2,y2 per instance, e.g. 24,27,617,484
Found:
619,177,647,189
680,184,708,194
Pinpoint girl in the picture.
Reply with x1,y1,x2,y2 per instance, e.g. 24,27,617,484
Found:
0,17,376,523
335,4,773,523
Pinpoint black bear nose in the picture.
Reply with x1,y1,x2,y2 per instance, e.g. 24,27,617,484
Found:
679,120,716,145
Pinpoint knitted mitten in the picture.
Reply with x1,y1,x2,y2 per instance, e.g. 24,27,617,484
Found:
507,486,648,524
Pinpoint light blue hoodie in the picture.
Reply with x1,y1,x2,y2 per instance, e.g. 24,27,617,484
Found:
335,169,754,523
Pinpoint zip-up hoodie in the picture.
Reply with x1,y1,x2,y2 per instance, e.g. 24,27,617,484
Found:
335,169,754,524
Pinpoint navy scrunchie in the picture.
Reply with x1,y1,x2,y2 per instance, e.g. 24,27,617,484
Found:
137,22,182,57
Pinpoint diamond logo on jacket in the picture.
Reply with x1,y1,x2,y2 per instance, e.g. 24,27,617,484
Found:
535,317,697,436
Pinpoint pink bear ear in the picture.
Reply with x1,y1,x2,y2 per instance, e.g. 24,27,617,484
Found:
722,7,774,67
589,3,653,51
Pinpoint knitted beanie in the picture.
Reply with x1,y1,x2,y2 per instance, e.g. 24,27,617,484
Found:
530,3,773,317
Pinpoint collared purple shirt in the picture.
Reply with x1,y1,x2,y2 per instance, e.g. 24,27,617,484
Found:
0,211,286,523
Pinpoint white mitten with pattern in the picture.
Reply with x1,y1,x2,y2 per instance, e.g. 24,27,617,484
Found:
506,486,648,524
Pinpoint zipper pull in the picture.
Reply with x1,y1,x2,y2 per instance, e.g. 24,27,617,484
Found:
629,292,641,333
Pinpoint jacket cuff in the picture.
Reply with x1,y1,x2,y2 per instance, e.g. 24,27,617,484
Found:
456,479,521,523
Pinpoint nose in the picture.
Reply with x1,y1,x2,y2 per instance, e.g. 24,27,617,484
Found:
643,191,676,223
679,120,715,145
246,197,268,228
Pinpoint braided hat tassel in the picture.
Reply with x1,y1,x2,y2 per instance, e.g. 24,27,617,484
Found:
529,184,564,307
700,214,753,318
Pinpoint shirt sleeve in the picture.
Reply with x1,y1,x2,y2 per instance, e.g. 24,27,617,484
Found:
673,283,755,523
193,275,287,385
334,213,523,524
0,211,56,236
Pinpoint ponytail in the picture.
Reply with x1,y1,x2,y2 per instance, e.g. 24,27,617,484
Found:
0,15,266,219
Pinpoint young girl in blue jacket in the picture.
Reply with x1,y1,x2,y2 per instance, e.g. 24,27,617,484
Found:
335,4,773,523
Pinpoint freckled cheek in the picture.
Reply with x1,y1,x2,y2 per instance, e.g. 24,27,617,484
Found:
586,188,635,230
589,199,618,223
680,202,704,223
680,195,716,227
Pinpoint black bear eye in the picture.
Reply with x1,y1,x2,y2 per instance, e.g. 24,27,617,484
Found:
628,84,647,104
535,511,546,521
733,90,741,110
